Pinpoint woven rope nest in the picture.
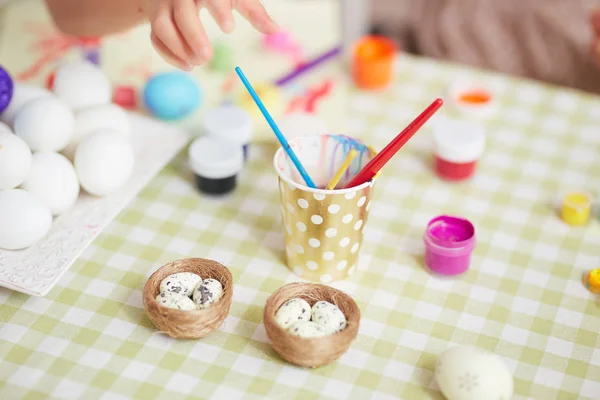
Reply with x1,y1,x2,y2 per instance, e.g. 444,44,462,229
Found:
264,282,360,368
143,258,233,339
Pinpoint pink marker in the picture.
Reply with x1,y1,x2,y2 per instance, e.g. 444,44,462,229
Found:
423,215,476,276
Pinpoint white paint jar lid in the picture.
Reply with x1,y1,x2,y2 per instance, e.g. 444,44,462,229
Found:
203,105,253,145
277,112,329,139
433,118,485,163
188,136,243,179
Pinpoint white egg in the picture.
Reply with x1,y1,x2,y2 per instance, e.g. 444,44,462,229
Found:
14,97,74,152
288,321,328,338
274,298,311,329
435,346,513,400
53,60,111,110
0,84,52,128
62,104,130,160
0,130,32,190
21,152,80,216
0,189,52,250
159,272,202,297
311,301,347,334
193,278,224,309
155,291,197,311
74,129,134,197
0,121,11,133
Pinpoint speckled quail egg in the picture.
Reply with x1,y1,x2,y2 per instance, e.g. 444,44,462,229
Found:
155,291,197,311
288,321,328,338
53,60,111,110
435,346,513,400
0,130,32,190
74,129,135,197
14,96,74,152
21,152,80,216
193,278,224,309
274,298,311,329
0,84,52,128
159,272,202,297
311,301,347,334
0,189,52,250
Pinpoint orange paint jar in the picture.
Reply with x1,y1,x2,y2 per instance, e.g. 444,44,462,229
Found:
352,36,397,90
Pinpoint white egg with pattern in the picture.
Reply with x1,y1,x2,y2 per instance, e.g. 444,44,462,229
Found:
159,272,202,297
155,291,196,311
274,298,311,329
193,278,224,309
311,301,347,334
288,321,328,338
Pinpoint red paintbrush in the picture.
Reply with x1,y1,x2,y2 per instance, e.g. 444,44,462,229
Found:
344,98,444,188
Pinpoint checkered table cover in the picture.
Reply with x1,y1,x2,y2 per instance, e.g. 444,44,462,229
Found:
2,56,600,400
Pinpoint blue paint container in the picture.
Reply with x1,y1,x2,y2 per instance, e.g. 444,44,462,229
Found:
143,72,202,121
203,105,253,161
188,136,243,195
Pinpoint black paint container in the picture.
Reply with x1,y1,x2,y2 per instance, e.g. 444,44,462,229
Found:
189,136,243,195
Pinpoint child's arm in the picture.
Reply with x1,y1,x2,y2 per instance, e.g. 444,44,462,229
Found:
45,0,278,71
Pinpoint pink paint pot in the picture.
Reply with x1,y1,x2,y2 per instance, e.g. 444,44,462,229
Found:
423,215,476,276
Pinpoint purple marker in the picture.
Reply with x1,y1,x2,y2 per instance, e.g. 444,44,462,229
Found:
275,46,342,87
0,66,14,114
423,215,476,276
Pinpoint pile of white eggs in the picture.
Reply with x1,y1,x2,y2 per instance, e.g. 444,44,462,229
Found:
156,272,224,311
275,298,347,338
0,60,134,251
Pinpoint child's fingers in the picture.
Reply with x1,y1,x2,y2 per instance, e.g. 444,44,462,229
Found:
151,3,195,67
235,0,278,34
174,0,212,63
207,1,235,33
592,10,600,35
151,32,193,71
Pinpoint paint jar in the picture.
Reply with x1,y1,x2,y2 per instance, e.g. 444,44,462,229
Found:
424,215,476,276
203,105,253,161
188,136,243,196
560,192,592,226
432,119,485,181
352,36,397,90
447,81,495,119
582,269,600,293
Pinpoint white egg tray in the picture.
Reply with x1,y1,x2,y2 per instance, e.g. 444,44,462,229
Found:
0,113,189,296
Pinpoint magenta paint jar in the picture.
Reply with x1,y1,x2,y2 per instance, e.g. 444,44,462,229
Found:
423,215,476,276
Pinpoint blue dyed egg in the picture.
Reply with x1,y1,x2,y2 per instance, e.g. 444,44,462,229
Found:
143,72,202,121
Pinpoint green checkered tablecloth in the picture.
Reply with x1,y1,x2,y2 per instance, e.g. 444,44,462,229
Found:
2,55,600,400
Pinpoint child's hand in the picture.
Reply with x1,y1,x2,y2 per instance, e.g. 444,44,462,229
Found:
146,0,279,71
592,9,600,65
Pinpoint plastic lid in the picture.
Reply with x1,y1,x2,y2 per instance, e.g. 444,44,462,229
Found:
188,136,243,180
277,112,329,139
203,105,253,145
0,66,14,114
432,118,485,163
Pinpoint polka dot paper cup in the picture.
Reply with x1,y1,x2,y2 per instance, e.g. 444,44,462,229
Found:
274,134,377,283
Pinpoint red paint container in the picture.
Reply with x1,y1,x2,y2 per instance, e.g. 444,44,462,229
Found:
432,119,485,181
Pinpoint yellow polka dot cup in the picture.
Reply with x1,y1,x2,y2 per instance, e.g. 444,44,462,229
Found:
273,134,377,283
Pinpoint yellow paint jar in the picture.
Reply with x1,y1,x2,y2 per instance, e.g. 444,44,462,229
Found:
560,192,592,226
582,269,600,293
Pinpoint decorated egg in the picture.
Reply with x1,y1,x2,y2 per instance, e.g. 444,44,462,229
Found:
0,84,52,128
311,301,347,334
435,346,513,400
159,272,202,298
288,321,328,338
155,291,197,311
14,97,74,152
0,189,52,250
143,71,202,120
21,152,80,216
53,60,111,110
192,278,223,309
274,298,311,329
0,65,14,114
74,129,134,197
0,130,32,190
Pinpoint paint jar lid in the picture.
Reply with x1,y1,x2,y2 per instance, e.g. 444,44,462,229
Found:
203,104,253,145
0,67,14,114
424,215,476,251
446,80,495,119
188,136,243,180
432,118,485,163
277,112,329,139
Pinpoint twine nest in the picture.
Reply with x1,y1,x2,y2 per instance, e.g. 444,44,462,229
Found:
143,258,233,339
264,282,360,368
